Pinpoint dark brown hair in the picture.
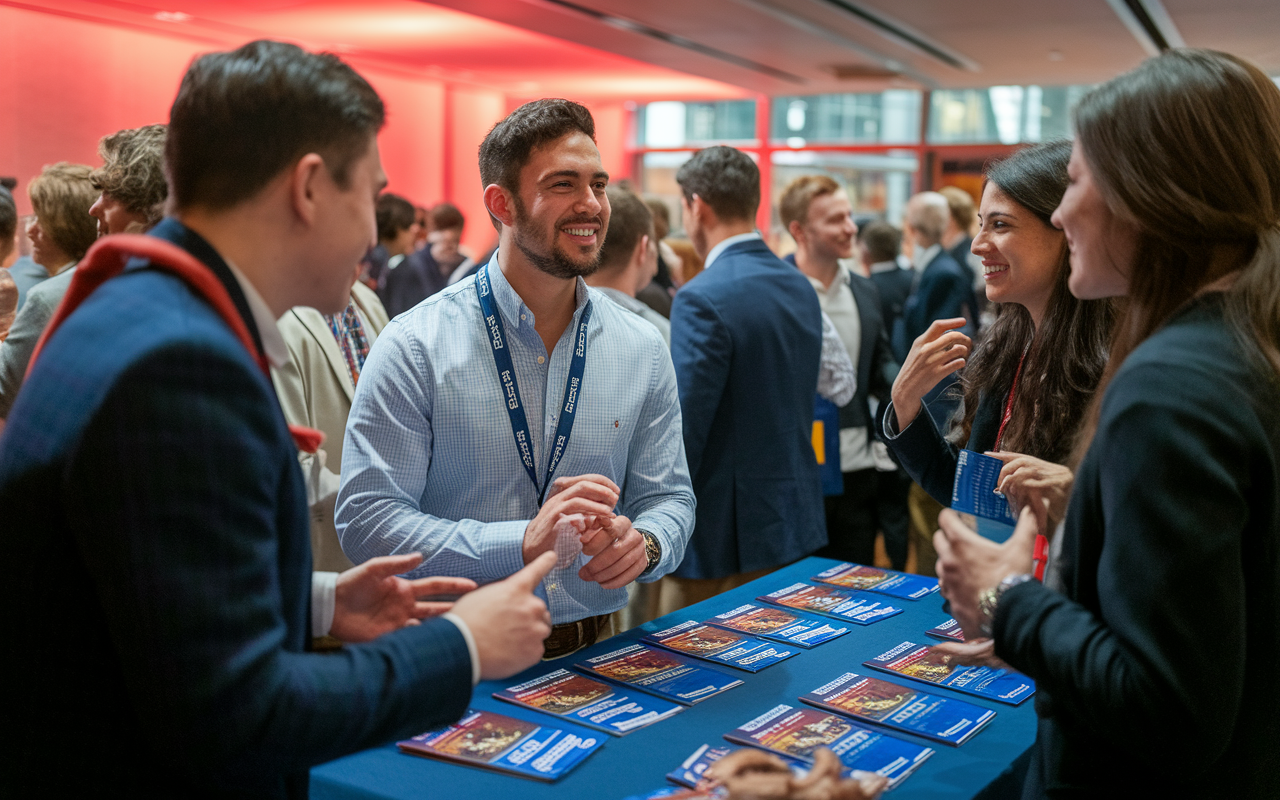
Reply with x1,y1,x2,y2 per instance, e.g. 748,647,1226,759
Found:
166,40,384,211
598,186,653,271
90,124,167,225
952,140,1114,463
376,193,415,242
676,146,759,223
428,202,465,232
1071,49,1280,461
857,220,901,264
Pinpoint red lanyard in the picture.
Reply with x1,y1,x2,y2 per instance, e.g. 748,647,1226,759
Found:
993,342,1030,452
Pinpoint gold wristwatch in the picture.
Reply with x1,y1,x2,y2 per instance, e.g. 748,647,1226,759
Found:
978,573,1034,637
639,531,661,576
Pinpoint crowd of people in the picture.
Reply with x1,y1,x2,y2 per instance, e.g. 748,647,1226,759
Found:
0,37,1276,800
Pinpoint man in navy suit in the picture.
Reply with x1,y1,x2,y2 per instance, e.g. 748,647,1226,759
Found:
897,191,976,355
663,146,825,612
0,40,554,798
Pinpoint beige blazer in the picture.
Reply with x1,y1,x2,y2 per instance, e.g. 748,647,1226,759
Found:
271,282,389,573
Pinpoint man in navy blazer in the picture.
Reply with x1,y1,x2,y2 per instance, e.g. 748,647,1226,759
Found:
897,191,977,354
0,41,554,798
664,146,825,612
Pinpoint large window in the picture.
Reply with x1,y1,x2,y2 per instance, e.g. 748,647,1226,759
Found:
637,100,756,147
927,85,1092,144
770,91,921,146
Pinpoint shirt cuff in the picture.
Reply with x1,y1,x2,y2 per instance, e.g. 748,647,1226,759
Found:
881,400,908,440
311,571,338,638
441,612,481,686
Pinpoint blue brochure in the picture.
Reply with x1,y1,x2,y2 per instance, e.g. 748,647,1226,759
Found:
810,563,940,600
800,671,996,746
864,641,1035,705
924,618,966,642
494,668,683,736
952,449,1018,525
666,743,821,788
644,620,797,672
397,708,602,781
724,704,933,790
574,643,743,705
760,582,904,625
707,603,850,648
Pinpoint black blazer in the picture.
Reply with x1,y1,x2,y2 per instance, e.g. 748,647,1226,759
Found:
994,295,1280,797
869,266,915,363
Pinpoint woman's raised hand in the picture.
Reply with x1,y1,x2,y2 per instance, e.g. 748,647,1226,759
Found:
890,318,971,431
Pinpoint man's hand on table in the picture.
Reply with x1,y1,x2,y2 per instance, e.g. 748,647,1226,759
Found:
522,474,619,564
330,553,477,643
452,551,557,680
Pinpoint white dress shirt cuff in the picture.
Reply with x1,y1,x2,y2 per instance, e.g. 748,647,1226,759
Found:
441,612,481,686
311,571,338,638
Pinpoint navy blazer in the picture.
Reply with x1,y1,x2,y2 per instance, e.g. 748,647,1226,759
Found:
868,266,914,363
671,238,825,579
897,248,976,354
378,246,449,318
0,220,472,798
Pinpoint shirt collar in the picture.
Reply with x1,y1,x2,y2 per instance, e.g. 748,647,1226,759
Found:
703,231,762,271
869,260,899,274
912,243,941,271
486,249,589,332
802,261,850,296
224,261,289,369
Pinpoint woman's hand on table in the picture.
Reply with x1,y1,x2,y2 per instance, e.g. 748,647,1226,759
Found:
934,507,1036,640
932,638,1014,671
890,318,971,432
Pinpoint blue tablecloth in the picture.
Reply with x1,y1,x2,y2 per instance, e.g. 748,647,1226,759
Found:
311,557,1036,799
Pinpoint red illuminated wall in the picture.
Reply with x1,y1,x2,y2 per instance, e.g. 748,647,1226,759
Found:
0,4,637,256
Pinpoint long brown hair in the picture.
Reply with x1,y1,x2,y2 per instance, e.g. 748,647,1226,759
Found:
952,141,1114,463
1070,49,1280,462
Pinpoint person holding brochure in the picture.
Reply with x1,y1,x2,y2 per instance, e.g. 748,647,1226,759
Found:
880,140,1113,536
935,49,1280,798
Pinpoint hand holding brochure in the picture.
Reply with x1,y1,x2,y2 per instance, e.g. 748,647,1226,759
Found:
494,668,683,735
951,449,1017,524
397,708,602,781
724,704,933,790
811,563,940,600
643,620,797,672
864,641,1035,705
760,583,903,624
574,643,743,705
800,671,995,745
707,603,850,648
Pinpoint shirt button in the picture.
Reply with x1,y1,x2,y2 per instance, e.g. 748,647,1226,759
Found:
521,314,527,321
537,356,545,364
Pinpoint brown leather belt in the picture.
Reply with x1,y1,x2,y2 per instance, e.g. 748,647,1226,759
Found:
543,612,611,659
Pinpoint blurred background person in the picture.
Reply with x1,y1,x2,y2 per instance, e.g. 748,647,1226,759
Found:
638,196,675,319
667,238,703,288
587,185,669,345
429,202,477,286
364,192,418,292
380,201,471,316
858,220,913,341
88,124,168,235
0,163,97,420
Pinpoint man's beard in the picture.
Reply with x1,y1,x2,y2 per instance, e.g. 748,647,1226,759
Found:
511,197,604,280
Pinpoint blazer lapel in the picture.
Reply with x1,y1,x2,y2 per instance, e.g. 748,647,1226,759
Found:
297,308,356,401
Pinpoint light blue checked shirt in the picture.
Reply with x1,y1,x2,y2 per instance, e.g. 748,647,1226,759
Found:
336,253,695,624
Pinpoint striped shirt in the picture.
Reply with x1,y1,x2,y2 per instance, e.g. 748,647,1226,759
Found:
336,252,694,623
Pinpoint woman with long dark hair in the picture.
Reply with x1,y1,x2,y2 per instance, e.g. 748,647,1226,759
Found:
936,49,1280,797
881,140,1112,533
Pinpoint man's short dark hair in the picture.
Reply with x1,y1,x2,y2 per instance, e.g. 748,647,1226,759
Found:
428,202,465,232
90,124,168,225
166,40,385,211
478,99,595,225
0,186,16,248
376,193,416,242
675,146,759,223
859,220,902,263
598,186,653,271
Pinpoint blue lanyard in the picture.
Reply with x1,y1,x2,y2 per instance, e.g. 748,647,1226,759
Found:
476,263,592,504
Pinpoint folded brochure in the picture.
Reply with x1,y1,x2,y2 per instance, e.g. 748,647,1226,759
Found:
643,620,797,672
494,668,683,735
952,449,1017,525
810,563,940,600
864,641,1034,705
724,704,932,790
924,618,966,642
800,671,995,745
707,603,849,648
397,708,602,781
760,583,903,624
574,643,743,705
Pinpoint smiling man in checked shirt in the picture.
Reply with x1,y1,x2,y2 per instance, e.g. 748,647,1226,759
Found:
337,99,694,658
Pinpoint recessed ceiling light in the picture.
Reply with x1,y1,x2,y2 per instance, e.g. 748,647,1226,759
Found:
154,11,191,23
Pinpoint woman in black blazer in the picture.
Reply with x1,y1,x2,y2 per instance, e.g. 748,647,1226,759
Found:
937,49,1280,798
881,141,1112,529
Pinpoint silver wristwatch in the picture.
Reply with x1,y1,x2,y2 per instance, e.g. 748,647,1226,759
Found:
977,573,1035,637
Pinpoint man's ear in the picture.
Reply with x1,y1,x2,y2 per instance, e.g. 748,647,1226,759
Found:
787,219,805,247
631,234,649,268
483,184,516,228
290,153,326,227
